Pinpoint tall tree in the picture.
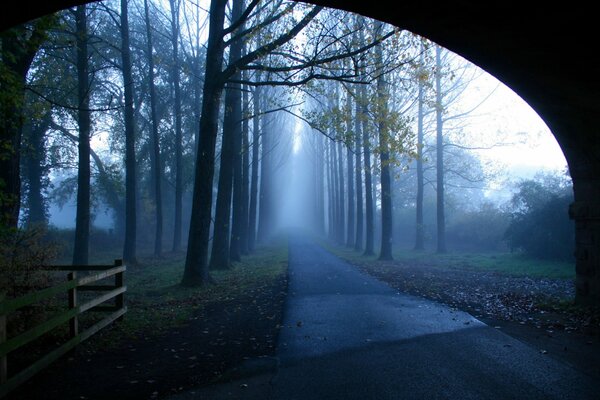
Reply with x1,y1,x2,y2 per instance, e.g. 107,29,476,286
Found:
210,0,244,270
120,0,138,264
374,22,393,261
361,85,375,256
414,46,426,251
144,0,163,257
345,92,355,247
435,45,446,253
354,86,363,251
239,79,250,255
183,0,228,285
336,133,345,244
331,132,339,240
0,16,55,228
169,0,184,253
247,82,260,252
72,4,91,265
257,103,272,243
183,3,380,284
22,110,51,226
315,133,325,235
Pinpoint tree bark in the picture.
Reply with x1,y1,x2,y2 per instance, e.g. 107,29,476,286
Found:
144,0,163,257
73,4,91,265
170,0,183,253
316,134,325,235
375,31,393,261
331,135,339,241
0,17,54,229
326,137,335,239
257,105,272,243
248,84,260,252
415,57,425,251
435,45,447,253
354,87,363,251
337,140,345,244
121,0,138,265
345,93,355,247
361,88,374,256
182,0,228,285
210,0,244,269
239,80,250,255
193,3,203,159
23,113,51,226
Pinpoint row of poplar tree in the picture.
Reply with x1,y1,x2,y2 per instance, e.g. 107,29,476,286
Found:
1,0,479,286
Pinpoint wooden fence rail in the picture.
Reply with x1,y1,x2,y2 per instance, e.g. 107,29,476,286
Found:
0,260,126,398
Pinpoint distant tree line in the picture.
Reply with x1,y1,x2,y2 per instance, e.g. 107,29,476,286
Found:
0,0,574,291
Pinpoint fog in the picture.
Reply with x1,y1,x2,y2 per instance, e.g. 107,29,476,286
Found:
2,0,572,267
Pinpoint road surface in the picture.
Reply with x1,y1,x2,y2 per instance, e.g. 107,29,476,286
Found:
172,236,598,399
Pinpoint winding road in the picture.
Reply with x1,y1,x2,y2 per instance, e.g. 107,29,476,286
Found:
173,236,598,399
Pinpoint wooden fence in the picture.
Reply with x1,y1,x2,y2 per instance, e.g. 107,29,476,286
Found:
0,260,126,398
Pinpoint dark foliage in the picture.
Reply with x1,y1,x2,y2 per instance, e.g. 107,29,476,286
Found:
446,202,509,251
504,176,574,261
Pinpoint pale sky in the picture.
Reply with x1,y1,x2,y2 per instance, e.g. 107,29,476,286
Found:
441,55,568,204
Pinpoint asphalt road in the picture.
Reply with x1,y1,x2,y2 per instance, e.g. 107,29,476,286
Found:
172,236,599,399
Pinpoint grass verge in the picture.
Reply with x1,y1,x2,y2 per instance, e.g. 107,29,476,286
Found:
88,243,288,349
323,241,574,280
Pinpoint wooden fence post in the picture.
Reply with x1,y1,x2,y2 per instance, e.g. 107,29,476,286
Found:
1,293,6,385
114,260,124,321
67,272,78,338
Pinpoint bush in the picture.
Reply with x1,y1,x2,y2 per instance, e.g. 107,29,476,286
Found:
446,202,510,251
0,225,61,336
0,225,60,298
504,175,574,261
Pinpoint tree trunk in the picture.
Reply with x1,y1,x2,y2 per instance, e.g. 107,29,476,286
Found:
193,3,203,159
337,139,345,244
182,0,227,286
121,0,138,265
415,57,425,251
210,0,244,269
435,45,447,253
0,18,54,229
354,87,363,251
257,106,272,243
144,0,163,257
239,80,250,255
331,136,339,241
375,33,393,261
326,137,335,239
170,0,183,253
346,94,355,247
73,4,91,265
248,84,260,252
361,89,374,256
316,134,325,235
23,113,51,226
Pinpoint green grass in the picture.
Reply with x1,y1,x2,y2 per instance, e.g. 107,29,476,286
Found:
80,242,289,349
323,242,574,280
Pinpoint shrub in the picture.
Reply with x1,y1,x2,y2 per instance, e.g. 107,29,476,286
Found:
0,225,61,335
446,202,510,251
504,175,574,261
